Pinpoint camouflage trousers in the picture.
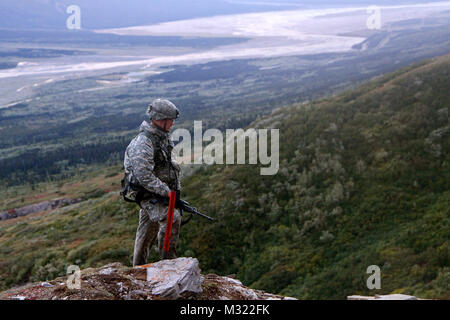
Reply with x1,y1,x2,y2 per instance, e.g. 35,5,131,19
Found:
133,199,182,266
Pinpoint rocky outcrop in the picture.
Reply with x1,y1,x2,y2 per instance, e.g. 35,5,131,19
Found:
0,258,296,300
0,198,81,221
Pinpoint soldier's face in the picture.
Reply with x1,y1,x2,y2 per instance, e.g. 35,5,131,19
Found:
163,119,174,131
153,119,175,132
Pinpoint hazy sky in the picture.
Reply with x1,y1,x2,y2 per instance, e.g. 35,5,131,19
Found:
1,0,448,29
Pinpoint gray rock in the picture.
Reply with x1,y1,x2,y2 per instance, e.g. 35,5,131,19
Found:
141,257,203,299
347,294,419,300
40,282,53,288
374,294,418,300
0,198,81,221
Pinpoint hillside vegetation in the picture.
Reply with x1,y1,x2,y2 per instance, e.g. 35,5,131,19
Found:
0,54,448,299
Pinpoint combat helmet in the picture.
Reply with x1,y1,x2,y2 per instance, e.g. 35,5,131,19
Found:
147,98,180,120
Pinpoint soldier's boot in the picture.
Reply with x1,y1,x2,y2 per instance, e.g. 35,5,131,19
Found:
158,206,182,260
132,201,160,266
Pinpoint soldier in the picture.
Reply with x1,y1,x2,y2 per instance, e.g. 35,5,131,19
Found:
123,98,182,266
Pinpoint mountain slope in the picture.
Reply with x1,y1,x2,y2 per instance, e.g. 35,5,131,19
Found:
0,54,448,299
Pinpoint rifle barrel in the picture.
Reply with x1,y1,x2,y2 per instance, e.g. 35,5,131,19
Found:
185,205,215,221
194,210,215,221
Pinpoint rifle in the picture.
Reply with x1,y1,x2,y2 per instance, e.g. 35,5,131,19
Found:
145,192,215,225
176,199,216,225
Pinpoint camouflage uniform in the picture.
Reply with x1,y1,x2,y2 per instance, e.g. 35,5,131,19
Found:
124,100,181,266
